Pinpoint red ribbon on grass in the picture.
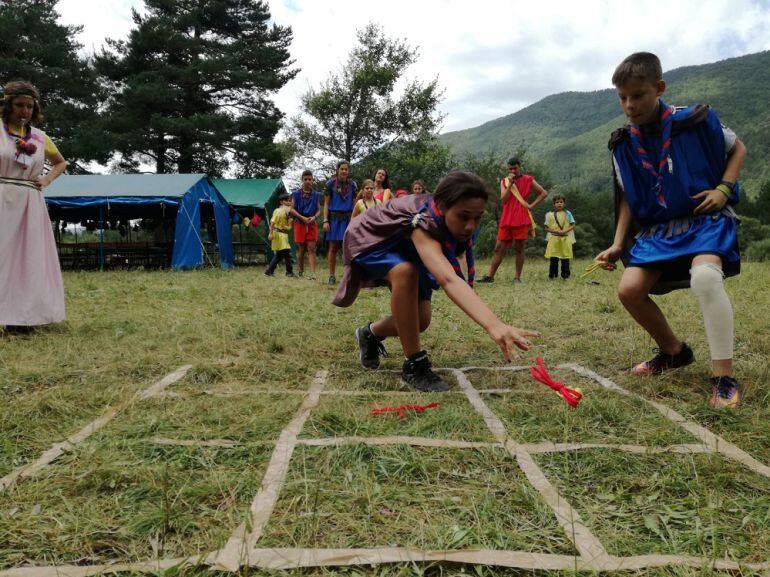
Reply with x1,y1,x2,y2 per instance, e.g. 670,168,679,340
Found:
370,402,441,420
530,358,583,408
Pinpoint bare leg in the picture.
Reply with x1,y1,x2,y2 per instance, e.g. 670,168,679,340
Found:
327,242,339,277
514,239,526,280
307,240,317,274
617,266,682,354
487,240,509,278
370,264,432,357
297,243,306,274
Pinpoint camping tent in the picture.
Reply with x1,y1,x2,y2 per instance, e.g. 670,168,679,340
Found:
213,178,289,262
45,173,234,270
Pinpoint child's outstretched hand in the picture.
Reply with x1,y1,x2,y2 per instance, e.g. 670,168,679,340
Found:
488,322,539,362
594,245,622,270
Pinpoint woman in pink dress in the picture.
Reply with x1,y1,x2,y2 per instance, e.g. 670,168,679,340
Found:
0,81,67,333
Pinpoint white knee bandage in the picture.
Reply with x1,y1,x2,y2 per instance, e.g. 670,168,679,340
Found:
690,263,733,360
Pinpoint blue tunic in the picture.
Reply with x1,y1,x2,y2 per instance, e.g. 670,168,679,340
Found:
324,178,357,242
292,189,320,218
612,105,740,290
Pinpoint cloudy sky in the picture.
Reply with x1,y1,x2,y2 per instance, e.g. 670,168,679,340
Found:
58,0,770,133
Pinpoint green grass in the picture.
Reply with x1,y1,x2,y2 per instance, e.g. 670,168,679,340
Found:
473,368,696,446
536,451,770,561
1,259,769,574
260,445,576,554
0,439,272,566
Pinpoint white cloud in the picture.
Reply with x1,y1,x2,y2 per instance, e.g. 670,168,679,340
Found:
58,0,770,132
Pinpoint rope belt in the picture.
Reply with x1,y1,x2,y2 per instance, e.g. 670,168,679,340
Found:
0,176,39,190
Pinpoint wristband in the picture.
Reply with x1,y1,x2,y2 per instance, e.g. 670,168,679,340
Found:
719,180,735,192
716,184,732,198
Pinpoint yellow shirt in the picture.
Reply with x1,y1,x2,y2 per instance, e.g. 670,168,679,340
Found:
353,197,381,217
9,123,60,159
270,205,293,251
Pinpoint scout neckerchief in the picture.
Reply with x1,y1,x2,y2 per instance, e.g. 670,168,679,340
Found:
503,175,537,238
628,98,673,208
334,178,352,200
297,188,315,215
427,199,476,287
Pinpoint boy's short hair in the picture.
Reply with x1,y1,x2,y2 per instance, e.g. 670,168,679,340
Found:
278,192,291,201
301,169,313,178
433,170,490,208
552,194,566,203
507,157,521,167
612,52,662,86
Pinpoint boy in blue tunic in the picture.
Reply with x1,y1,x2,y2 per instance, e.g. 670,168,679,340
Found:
595,52,747,408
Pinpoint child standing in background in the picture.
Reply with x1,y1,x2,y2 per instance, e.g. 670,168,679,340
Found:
544,194,575,280
352,179,381,218
323,160,357,285
264,192,294,277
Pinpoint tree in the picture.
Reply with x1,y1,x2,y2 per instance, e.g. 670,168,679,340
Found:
288,23,444,171
0,0,107,173
96,0,296,176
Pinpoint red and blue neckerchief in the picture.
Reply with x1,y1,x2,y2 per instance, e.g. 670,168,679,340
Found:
334,178,353,200
628,98,673,208
427,199,476,287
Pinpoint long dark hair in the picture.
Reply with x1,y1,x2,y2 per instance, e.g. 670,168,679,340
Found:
372,167,390,190
2,80,43,124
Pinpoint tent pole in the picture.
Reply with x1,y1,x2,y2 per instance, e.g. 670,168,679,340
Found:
99,205,105,271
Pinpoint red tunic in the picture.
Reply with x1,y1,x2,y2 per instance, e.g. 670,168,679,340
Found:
499,174,534,228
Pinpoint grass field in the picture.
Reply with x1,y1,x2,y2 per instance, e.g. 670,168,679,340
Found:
1,259,769,575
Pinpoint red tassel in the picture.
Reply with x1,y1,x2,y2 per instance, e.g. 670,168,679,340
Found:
530,358,583,408
370,402,441,420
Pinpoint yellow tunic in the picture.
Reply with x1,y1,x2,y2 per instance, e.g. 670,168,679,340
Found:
270,205,292,251
544,210,575,259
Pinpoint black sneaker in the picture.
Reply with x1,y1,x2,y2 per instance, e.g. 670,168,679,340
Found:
402,351,450,392
356,324,386,369
476,275,494,283
632,342,694,376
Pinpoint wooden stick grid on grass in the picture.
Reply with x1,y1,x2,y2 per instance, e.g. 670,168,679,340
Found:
0,365,192,493
4,364,770,575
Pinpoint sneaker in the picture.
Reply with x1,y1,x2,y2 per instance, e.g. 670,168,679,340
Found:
356,324,387,369
286,272,295,278
631,342,694,376
297,270,304,278
263,270,274,277
307,274,316,281
476,275,494,283
328,275,336,285
513,278,522,284
402,351,450,392
709,375,740,408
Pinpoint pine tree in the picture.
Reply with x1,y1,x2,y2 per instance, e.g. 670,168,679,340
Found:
96,0,296,176
0,0,106,173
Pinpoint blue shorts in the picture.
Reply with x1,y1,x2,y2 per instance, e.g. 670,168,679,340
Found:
353,236,434,301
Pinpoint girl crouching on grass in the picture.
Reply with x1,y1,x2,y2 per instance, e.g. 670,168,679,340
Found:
332,170,538,392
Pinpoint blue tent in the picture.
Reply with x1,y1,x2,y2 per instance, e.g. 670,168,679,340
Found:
45,173,234,270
